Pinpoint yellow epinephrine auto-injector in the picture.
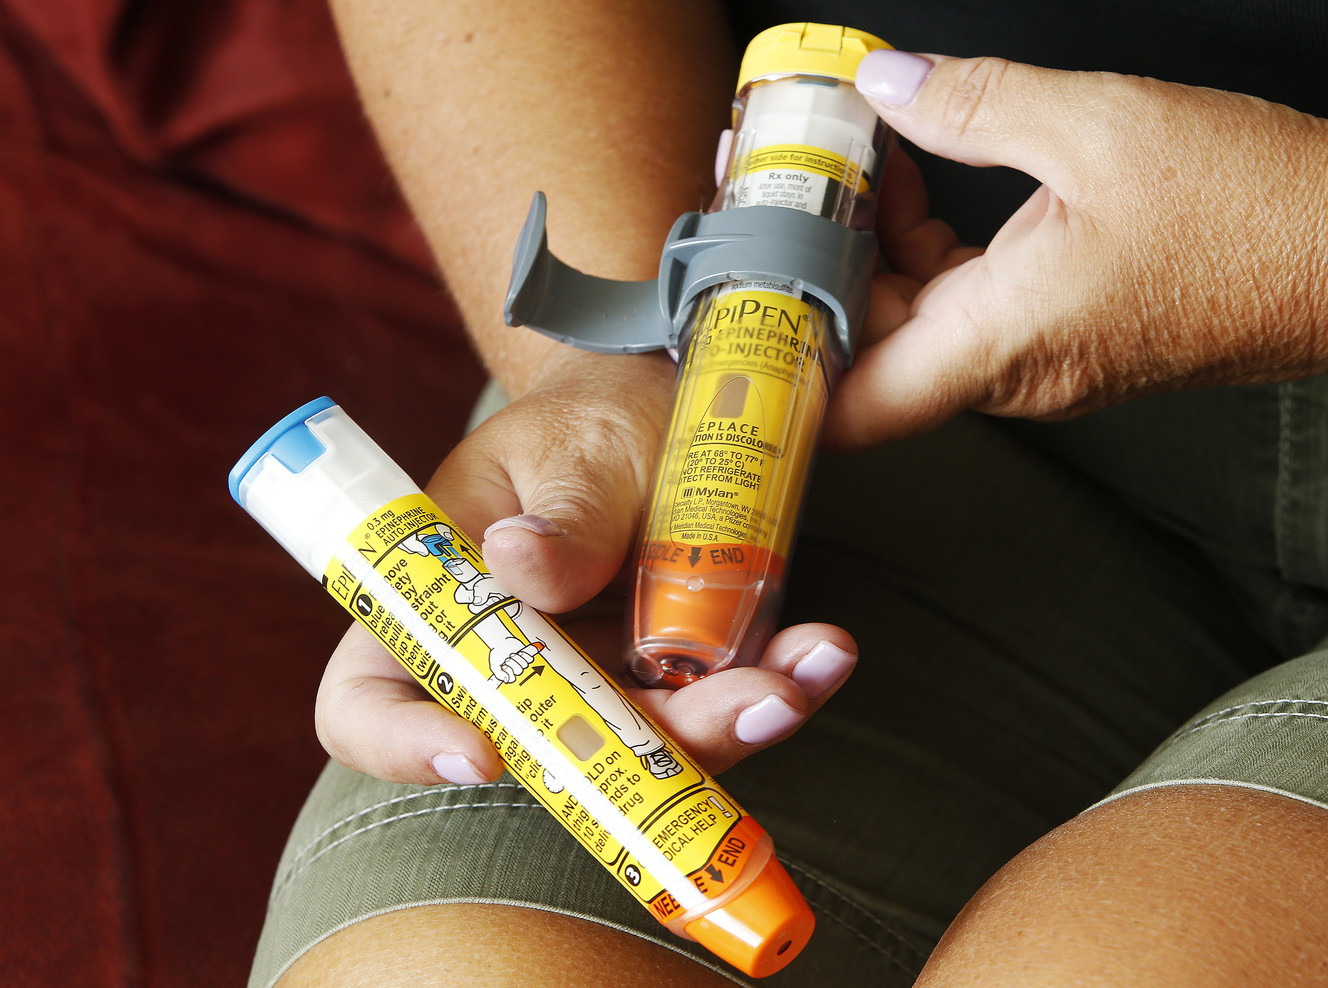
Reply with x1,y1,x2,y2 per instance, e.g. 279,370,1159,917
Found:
503,23,891,689
634,24,889,686
228,397,815,978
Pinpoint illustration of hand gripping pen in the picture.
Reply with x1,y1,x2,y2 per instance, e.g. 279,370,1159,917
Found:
229,398,816,977
504,23,890,687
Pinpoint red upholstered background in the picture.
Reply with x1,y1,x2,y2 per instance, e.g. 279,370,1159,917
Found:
0,1,483,982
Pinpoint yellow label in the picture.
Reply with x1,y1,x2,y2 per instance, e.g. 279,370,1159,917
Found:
323,493,761,912
732,142,868,216
648,287,830,560
739,142,865,188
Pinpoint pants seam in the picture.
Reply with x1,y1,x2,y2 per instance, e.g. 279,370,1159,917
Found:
277,781,529,886
1179,698,1328,737
271,799,544,903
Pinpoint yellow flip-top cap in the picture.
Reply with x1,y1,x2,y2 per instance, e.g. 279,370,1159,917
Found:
683,855,816,978
736,22,892,92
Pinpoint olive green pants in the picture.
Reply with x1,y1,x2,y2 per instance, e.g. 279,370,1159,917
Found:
251,382,1328,986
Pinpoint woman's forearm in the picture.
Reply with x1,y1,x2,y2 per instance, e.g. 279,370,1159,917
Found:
328,0,735,396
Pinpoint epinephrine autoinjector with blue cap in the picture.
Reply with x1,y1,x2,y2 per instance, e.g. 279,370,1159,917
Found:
229,397,816,978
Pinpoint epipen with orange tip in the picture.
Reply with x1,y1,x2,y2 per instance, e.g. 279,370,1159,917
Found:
504,23,890,688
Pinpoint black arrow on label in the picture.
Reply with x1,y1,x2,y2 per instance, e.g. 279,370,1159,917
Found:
705,865,725,884
520,664,546,685
688,547,703,567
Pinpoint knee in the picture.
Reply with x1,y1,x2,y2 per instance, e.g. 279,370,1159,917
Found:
915,784,1328,987
275,903,736,988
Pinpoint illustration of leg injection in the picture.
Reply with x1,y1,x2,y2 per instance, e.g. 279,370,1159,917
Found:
503,23,891,687
229,397,811,977
410,525,682,778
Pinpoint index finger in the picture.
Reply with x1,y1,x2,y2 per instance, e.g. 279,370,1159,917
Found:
315,623,504,785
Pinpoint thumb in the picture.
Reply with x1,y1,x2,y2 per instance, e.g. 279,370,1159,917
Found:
429,360,674,615
432,428,640,616
855,50,1096,188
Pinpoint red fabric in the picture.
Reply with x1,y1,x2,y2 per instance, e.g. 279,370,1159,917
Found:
0,1,482,983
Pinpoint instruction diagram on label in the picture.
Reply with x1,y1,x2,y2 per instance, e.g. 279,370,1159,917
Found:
324,493,764,911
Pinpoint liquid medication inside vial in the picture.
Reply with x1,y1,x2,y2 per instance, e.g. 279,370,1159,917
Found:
630,23,889,688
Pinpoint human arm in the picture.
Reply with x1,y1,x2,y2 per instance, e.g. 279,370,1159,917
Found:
828,50,1328,449
327,0,728,400
819,53,1328,988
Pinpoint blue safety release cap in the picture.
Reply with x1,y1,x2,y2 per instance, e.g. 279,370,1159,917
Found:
227,396,337,504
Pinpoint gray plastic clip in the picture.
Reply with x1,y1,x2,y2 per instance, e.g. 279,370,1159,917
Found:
504,192,878,359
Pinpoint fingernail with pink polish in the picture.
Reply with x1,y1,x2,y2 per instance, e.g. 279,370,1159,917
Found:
792,641,857,700
431,752,490,785
483,514,564,540
856,49,934,107
735,695,805,746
